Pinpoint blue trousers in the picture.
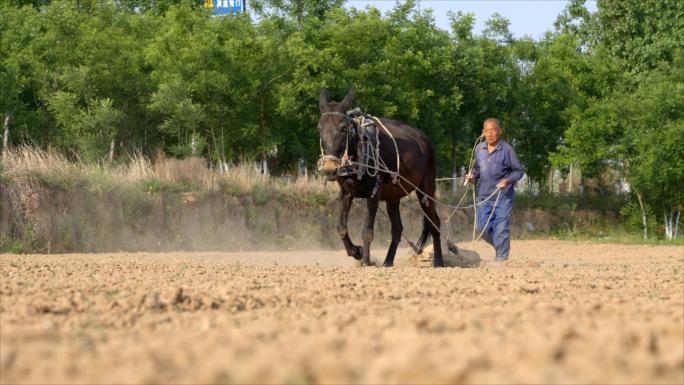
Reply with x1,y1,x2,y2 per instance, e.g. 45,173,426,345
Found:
477,196,513,260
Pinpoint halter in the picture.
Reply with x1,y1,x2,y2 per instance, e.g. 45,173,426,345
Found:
318,111,355,173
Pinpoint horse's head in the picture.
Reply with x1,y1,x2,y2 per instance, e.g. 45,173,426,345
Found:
317,88,355,179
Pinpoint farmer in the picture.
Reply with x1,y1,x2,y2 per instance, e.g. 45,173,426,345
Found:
466,118,524,261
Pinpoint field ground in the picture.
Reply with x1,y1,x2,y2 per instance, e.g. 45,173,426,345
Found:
1,240,683,384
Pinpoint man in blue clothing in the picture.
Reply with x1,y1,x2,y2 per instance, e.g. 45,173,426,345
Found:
466,118,524,261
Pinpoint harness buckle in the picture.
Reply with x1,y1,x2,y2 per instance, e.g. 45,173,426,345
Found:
336,164,356,177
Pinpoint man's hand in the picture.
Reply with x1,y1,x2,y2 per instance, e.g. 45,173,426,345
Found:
465,173,476,185
496,179,509,189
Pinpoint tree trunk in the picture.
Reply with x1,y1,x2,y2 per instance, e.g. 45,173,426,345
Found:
451,141,458,195
636,190,648,240
108,138,115,162
259,95,267,176
664,211,671,241
674,210,680,240
261,154,269,176
2,113,9,156
220,126,227,173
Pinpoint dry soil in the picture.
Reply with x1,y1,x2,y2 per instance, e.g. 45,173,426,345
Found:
1,240,683,384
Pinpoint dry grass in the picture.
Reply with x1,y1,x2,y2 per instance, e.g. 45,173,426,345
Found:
0,146,332,198
1,146,80,179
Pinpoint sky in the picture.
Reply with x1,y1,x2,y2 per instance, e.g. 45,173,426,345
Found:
346,0,598,40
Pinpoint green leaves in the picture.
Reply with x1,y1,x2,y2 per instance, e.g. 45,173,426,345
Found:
595,0,684,74
0,0,681,218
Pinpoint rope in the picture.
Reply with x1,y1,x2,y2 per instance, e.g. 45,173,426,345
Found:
445,182,471,223
471,181,477,247
376,205,419,249
351,156,501,211
360,150,443,250
475,188,502,242
370,116,400,184
347,158,502,242
319,111,503,249
355,115,380,178
444,182,469,242
465,134,484,186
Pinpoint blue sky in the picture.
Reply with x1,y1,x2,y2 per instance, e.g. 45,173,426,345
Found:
346,1,598,40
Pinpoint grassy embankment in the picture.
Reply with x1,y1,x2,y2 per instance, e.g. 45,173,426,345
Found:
0,147,339,253
1,147,679,253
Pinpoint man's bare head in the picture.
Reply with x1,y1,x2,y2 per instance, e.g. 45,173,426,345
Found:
483,118,501,146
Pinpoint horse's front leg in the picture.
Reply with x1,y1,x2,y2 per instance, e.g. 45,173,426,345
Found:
338,191,362,260
361,194,380,266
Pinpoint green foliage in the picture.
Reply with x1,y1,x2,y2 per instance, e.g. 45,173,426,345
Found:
620,201,656,235
515,191,627,212
142,178,199,193
621,55,684,213
1,240,28,254
1,0,578,175
218,180,243,196
595,0,684,74
555,50,684,218
1,0,683,241
30,170,76,191
251,184,272,206
249,0,345,23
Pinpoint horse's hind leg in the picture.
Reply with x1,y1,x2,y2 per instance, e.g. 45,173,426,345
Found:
383,201,402,267
419,182,444,268
338,192,362,260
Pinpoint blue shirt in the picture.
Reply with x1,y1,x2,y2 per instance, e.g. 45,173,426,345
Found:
472,140,524,200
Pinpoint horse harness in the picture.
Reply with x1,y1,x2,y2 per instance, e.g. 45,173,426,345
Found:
318,108,382,183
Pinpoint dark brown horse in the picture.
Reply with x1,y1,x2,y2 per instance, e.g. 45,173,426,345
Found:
318,88,444,267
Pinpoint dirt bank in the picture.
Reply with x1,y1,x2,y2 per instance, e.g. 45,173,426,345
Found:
1,240,682,384
1,182,610,253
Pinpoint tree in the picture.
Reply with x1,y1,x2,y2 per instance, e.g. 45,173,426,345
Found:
620,54,684,240
278,1,460,173
549,0,684,239
0,4,37,156
447,11,528,183
553,52,684,239
248,0,344,25
595,0,684,74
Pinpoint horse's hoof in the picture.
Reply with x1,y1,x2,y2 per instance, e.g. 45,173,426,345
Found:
433,260,445,268
382,261,394,268
349,246,363,260
362,259,374,267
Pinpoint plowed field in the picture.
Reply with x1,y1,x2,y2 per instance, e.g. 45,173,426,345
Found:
1,240,683,384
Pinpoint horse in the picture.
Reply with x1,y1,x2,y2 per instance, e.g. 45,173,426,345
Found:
317,88,444,267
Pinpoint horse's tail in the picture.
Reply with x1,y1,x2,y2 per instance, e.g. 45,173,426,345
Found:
412,134,439,255
413,216,431,253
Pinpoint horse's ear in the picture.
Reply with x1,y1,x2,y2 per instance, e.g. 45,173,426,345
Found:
319,88,331,112
338,88,355,112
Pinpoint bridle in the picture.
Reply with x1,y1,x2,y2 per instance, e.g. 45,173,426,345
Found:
318,111,356,172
